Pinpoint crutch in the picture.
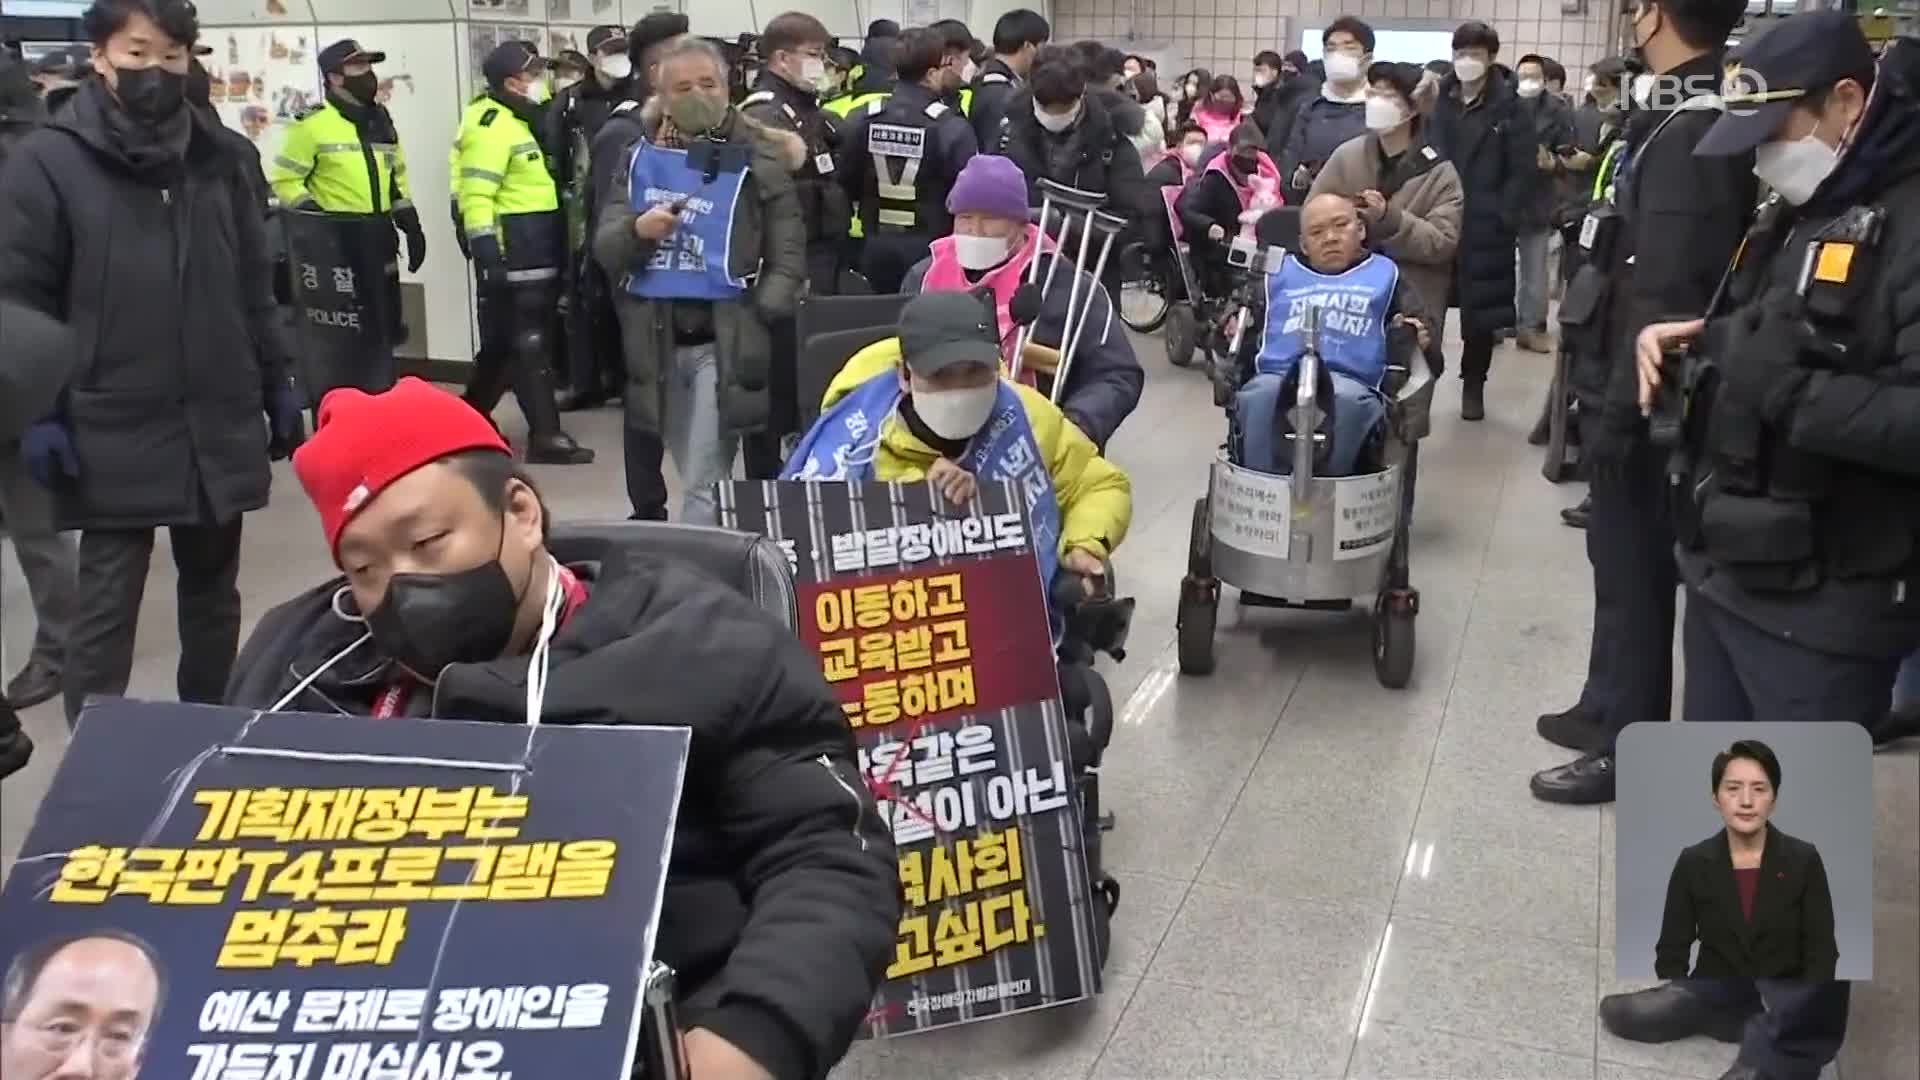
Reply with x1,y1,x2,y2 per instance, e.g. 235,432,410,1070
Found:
1009,179,1121,395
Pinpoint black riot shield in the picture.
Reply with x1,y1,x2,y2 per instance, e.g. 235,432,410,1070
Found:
283,210,404,406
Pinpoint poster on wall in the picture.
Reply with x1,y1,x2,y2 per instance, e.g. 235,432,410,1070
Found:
202,27,316,159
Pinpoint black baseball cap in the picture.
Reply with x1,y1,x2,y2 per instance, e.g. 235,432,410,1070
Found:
318,38,386,74
899,292,1002,377
482,40,545,85
1696,11,1878,157
586,24,628,55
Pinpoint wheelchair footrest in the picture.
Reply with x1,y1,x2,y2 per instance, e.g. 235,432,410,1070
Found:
1239,592,1353,612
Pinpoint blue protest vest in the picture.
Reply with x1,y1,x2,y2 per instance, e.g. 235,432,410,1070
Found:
1254,253,1399,386
782,371,1064,594
624,140,750,301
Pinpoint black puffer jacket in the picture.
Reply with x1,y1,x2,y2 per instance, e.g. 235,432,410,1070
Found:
225,551,900,1080
0,80,286,530
1426,65,1537,337
999,88,1153,225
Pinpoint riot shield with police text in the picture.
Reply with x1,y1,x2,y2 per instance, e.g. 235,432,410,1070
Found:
283,210,403,406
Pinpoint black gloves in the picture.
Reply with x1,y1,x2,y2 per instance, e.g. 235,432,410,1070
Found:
394,207,428,273
469,233,508,289
266,379,308,461
1009,283,1043,327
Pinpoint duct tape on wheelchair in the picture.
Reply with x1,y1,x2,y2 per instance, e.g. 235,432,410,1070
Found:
720,479,1104,1037
1211,466,1292,559
1333,470,1399,561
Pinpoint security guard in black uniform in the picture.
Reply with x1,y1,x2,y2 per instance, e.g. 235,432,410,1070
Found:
455,41,593,464
1530,0,1756,806
1603,15,1919,1079
835,25,980,293
547,24,635,410
740,10,852,479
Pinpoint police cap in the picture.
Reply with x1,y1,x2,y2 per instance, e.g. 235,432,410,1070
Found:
1697,11,1877,157
482,40,545,85
318,38,387,74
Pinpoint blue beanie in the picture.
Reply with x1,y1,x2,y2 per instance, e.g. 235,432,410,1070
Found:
947,155,1031,221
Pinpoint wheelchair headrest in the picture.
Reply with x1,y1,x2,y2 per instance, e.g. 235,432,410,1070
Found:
548,520,799,632
1254,206,1301,253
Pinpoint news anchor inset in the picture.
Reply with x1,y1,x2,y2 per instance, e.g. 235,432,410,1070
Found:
1654,740,1838,982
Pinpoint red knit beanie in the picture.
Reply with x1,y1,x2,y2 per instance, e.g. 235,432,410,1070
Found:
293,377,511,561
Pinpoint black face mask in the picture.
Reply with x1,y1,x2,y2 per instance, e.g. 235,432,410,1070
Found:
343,71,380,104
1230,153,1258,175
113,65,186,124
365,522,528,680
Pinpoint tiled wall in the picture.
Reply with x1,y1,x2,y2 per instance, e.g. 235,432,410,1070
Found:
1054,0,1625,89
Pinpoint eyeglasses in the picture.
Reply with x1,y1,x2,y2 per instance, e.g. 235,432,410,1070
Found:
21,1020,142,1062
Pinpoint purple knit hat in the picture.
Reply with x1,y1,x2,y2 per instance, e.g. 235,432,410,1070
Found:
947,155,1031,220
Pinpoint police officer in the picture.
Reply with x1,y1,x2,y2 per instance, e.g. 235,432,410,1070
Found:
970,8,1050,152
739,11,852,478
454,41,593,464
835,25,979,293
271,39,425,383
823,42,890,273
929,19,982,118
1603,15,1917,1077
1528,0,1755,807
547,24,635,410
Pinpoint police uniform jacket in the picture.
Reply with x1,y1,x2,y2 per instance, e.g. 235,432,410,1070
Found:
454,92,563,275
834,80,978,239
270,95,415,220
591,97,807,437
1676,53,1920,658
740,69,851,248
1655,824,1838,981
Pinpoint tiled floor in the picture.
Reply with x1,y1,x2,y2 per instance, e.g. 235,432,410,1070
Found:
3,328,1914,1079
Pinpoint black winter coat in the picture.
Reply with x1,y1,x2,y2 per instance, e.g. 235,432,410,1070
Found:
1656,826,1837,981
225,551,900,1080
999,89,1153,227
0,81,285,530
1426,66,1537,338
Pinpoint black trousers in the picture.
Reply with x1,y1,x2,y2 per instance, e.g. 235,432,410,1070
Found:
1682,584,1900,726
741,246,841,480
1459,331,1496,385
860,231,933,295
464,280,566,439
1680,979,1850,1080
63,516,244,726
1581,423,1679,749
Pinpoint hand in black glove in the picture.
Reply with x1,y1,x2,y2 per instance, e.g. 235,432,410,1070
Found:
394,207,428,273
1009,282,1043,327
469,233,508,290
266,382,308,461
402,227,427,273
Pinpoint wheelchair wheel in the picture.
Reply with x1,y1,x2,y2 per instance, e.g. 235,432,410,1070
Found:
1085,667,1114,761
1372,595,1416,689
1117,242,1171,333
1178,498,1218,676
1165,303,1198,368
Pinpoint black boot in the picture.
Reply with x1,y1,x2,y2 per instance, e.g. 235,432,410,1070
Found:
0,700,33,780
1536,704,1604,753
1561,495,1591,529
1870,707,1920,748
1600,984,1754,1044
507,290,595,466
1461,381,1485,422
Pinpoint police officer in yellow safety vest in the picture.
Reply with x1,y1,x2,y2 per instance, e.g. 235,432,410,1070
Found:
453,41,593,465
834,26,979,293
822,44,886,256
271,39,426,373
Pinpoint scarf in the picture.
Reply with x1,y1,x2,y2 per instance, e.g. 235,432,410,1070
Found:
328,88,398,144
95,79,192,183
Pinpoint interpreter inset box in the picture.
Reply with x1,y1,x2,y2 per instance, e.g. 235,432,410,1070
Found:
1615,722,1873,981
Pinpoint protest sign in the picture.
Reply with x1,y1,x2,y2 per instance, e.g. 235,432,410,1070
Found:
719,480,1102,1036
0,700,687,1080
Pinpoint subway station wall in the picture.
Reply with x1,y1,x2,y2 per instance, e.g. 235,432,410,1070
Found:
190,0,1040,364
1056,0,1624,93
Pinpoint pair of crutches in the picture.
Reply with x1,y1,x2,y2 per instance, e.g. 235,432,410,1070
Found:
1007,178,1130,404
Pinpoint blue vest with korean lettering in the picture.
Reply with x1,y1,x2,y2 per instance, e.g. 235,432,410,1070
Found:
1255,253,1399,386
782,371,1063,602
624,139,750,301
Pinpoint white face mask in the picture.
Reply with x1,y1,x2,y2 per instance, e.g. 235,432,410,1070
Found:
1252,73,1273,89
1452,55,1486,84
912,383,998,441
952,232,1012,270
521,78,550,105
1035,100,1080,133
961,59,978,83
1324,52,1364,83
1517,77,1543,98
1753,134,1840,206
799,57,826,86
598,53,633,80
555,75,582,93
1180,143,1204,166
1364,95,1406,132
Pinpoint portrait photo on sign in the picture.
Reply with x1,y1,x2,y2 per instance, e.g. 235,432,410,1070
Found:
1614,722,1874,982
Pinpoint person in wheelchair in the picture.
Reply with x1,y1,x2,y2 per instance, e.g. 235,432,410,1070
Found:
224,378,899,1080
1236,193,1442,478
1175,122,1280,304
899,155,1143,450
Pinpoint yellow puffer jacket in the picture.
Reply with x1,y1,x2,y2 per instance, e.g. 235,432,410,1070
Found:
823,339,1133,560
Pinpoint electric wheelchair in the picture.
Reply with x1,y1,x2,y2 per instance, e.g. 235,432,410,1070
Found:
1176,209,1431,688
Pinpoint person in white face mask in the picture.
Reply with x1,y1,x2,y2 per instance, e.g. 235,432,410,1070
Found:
901,155,1144,448
1274,16,1374,202
786,290,1132,592
1605,13,1914,1077
1510,53,1577,353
